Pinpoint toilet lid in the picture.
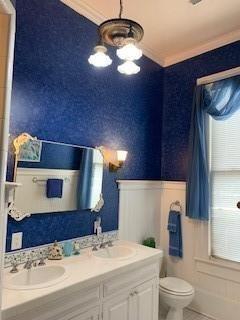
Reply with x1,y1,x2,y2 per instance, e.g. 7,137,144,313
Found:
159,277,193,294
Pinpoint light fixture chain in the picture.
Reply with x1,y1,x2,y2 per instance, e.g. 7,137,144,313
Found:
119,0,123,18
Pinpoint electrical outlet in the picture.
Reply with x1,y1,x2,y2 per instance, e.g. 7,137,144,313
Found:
11,232,23,250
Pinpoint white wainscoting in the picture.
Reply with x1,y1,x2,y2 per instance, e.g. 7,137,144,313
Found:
118,180,240,320
117,180,162,245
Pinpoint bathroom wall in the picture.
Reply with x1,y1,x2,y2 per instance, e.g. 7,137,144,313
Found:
6,0,164,251
159,42,240,319
117,43,240,320
159,182,240,320
118,180,240,320
161,40,240,181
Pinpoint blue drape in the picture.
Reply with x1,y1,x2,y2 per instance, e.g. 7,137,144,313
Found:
186,75,240,220
78,148,94,210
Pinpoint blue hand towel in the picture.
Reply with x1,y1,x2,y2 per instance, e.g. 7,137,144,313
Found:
46,179,63,198
167,210,182,258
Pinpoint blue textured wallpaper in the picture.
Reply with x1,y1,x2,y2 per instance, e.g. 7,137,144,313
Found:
6,0,163,251
161,41,240,181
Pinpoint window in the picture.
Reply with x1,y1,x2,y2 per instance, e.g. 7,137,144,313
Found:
209,108,240,262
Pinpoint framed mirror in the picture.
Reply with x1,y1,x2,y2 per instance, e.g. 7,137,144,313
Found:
8,134,104,220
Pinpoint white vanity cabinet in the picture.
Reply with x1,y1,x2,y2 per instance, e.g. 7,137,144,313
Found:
103,278,158,320
4,259,160,320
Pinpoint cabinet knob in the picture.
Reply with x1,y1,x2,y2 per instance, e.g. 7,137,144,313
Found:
237,201,240,209
130,290,138,297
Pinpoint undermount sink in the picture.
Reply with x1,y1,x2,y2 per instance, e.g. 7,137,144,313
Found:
93,245,136,260
5,265,68,290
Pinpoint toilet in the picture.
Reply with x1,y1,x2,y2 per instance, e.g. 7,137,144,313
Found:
159,277,195,320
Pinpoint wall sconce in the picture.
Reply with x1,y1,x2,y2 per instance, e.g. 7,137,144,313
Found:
97,146,128,172
109,150,128,172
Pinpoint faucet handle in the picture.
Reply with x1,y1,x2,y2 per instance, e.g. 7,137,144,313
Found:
92,243,98,251
10,258,19,273
38,251,46,266
99,242,107,249
108,240,113,247
38,256,46,266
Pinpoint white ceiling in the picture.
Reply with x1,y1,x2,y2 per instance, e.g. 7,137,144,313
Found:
62,0,240,66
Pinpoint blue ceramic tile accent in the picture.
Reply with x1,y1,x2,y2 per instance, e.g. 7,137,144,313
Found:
5,230,118,268
7,0,164,251
161,41,240,181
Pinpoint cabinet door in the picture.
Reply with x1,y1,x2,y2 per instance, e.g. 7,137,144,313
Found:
134,278,159,320
59,307,100,320
103,292,132,320
71,311,99,320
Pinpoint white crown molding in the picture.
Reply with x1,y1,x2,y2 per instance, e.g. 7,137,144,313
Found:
61,0,106,25
197,66,240,85
61,0,240,68
164,29,240,67
0,0,15,14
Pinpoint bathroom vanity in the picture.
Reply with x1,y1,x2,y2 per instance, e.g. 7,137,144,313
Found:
3,241,163,320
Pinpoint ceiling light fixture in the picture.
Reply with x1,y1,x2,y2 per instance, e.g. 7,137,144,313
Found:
88,0,144,75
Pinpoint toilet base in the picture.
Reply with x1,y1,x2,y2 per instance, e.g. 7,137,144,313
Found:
166,307,183,320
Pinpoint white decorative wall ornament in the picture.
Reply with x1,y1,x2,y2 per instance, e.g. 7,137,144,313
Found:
5,181,29,221
8,201,31,221
91,193,104,212
6,133,37,221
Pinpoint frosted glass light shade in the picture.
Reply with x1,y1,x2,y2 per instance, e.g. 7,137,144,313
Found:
116,38,142,61
88,45,112,68
117,61,140,75
117,150,128,162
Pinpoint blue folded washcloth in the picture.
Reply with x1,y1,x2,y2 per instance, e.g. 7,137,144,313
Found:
167,210,182,258
46,179,63,198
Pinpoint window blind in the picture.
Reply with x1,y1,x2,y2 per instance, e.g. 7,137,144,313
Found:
210,109,240,262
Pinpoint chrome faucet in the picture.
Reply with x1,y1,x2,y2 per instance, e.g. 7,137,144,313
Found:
100,240,114,249
24,258,33,270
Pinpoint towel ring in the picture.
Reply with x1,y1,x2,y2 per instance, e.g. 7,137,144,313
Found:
170,200,182,213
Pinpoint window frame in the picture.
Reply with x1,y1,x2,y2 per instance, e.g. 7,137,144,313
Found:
207,98,240,264
194,66,240,278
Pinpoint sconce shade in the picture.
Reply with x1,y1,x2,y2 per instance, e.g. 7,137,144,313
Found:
117,150,128,162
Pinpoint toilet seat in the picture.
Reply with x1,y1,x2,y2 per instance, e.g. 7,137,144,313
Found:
159,277,194,296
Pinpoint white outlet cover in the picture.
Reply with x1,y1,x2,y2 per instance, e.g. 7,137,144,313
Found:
11,232,23,250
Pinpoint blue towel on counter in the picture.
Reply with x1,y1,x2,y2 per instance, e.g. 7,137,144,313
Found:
167,210,182,258
46,179,63,198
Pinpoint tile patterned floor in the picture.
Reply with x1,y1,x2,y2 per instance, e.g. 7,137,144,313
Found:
160,308,214,320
